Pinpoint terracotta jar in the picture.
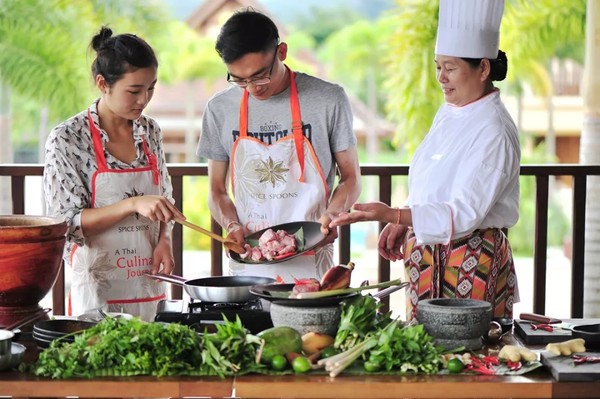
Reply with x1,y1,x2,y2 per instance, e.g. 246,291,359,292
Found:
0,215,67,310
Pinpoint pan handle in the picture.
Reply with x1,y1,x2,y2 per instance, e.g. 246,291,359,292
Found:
143,271,187,286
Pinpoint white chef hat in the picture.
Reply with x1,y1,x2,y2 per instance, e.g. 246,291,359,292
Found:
435,0,504,59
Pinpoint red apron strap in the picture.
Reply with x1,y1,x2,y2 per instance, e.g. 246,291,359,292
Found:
239,90,250,137
288,69,305,182
140,138,159,186
87,109,107,170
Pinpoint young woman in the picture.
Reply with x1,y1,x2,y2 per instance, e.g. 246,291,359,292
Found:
43,26,184,321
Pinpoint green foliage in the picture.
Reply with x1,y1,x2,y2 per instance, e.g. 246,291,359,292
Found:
289,5,363,45
383,0,441,152
319,18,395,113
182,176,213,251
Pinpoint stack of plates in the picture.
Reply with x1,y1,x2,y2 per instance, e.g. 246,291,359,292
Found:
32,320,97,348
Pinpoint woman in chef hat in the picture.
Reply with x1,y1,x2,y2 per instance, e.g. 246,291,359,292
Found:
330,0,520,320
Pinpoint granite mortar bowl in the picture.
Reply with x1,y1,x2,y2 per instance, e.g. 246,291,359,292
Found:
416,298,492,351
0,215,67,308
270,303,341,336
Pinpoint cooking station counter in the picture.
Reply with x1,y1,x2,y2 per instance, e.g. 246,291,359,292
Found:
1,335,599,399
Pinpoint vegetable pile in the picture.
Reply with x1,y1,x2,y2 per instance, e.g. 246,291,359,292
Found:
26,316,263,379
316,294,444,377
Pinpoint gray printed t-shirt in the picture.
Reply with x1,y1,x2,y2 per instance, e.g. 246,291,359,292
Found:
196,71,357,194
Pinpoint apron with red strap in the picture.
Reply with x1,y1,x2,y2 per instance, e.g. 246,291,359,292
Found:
69,110,166,321
229,68,332,281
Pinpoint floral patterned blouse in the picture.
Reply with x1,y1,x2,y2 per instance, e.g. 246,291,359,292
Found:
43,100,174,264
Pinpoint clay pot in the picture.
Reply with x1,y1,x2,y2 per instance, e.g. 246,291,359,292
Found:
0,215,67,309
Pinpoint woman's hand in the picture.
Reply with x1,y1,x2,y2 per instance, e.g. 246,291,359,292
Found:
329,202,395,228
378,223,408,262
151,237,175,274
131,195,184,222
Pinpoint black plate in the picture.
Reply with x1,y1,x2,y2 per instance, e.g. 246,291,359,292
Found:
230,221,326,264
250,283,358,307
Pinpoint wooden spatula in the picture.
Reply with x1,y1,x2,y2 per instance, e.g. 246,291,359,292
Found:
175,218,246,254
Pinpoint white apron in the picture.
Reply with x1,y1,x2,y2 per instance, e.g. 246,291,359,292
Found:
69,110,166,321
229,68,333,281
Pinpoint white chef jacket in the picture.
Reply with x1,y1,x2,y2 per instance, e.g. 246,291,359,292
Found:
407,90,520,245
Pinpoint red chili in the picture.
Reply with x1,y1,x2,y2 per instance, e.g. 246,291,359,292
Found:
505,360,522,371
530,323,553,332
481,356,500,366
572,355,600,365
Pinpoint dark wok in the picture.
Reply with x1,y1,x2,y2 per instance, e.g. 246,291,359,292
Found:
145,272,275,302
230,221,326,264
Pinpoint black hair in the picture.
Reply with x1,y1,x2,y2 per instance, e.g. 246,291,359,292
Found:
461,49,508,82
90,26,158,86
215,9,279,64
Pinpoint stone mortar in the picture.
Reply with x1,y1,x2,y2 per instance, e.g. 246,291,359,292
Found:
416,298,492,351
270,303,341,336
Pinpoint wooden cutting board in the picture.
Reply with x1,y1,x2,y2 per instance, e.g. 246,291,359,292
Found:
541,352,600,381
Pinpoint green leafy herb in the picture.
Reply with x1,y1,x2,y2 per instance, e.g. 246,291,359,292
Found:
334,294,392,351
26,315,263,379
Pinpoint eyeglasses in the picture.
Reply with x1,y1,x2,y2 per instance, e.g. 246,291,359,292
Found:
227,45,279,88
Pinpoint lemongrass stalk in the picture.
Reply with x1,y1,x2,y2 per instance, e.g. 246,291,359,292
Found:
296,279,406,299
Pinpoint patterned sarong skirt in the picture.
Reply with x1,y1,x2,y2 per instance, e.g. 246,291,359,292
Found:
403,228,518,321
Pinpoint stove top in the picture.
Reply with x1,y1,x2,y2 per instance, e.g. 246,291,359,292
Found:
154,299,273,334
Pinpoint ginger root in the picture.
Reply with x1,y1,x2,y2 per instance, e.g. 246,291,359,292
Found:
498,345,538,362
545,338,586,356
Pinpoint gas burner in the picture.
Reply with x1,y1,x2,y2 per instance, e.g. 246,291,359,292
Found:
154,299,272,334
188,298,264,312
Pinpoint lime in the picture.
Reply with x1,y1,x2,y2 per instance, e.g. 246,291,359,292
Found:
447,358,465,373
320,346,338,359
292,356,311,373
363,360,381,372
270,354,288,371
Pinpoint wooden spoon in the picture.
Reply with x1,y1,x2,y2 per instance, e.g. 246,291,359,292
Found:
175,218,246,254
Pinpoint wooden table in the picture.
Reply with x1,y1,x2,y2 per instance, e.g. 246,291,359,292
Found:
1,337,599,398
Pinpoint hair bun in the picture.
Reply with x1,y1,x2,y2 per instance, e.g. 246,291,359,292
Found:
91,26,113,52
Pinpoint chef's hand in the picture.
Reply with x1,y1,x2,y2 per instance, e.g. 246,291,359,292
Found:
329,202,394,227
151,238,175,275
378,223,407,262
131,195,184,222
318,213,339,245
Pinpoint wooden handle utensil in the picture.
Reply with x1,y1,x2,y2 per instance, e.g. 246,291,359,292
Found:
175,218,246,254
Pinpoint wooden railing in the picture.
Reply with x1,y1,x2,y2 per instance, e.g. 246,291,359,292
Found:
2,163,600,317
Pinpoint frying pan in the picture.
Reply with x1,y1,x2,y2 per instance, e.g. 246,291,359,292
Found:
249,283,359,307
230,221,326,264
145,272,275,302
571,324,600,349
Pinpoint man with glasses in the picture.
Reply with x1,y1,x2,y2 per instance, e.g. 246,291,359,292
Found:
196,9,361,281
